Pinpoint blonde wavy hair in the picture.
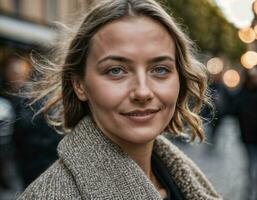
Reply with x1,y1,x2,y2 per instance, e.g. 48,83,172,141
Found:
27,0,210,142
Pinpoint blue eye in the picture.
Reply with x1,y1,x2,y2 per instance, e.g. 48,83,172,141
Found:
152,66,170,75
107,67,125,76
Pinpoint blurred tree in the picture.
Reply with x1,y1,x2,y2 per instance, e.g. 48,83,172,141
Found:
159,0,246,63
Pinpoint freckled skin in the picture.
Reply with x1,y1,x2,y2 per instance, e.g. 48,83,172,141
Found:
78,16,180,147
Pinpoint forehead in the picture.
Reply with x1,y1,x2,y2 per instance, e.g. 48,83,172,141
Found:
89,16,176,59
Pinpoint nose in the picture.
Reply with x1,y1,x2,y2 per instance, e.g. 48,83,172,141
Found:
130,72,153,104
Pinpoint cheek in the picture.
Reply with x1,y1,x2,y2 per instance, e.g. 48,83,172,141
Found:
158,79,180,127
155,78,180,105
84,77,129,110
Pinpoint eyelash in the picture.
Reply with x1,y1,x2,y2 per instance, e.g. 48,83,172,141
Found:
151,66,171,76
104,65,172,77
105,66,126,76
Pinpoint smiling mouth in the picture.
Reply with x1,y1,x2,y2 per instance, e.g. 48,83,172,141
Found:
121,109,160,116
120,109,160,122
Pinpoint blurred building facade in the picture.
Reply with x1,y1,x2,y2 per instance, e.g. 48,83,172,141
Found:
0,0,95,23
0,0,96,92
0,0,94,48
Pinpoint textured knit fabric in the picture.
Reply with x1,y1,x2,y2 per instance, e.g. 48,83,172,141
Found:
152,152,184,200
18,116,222,200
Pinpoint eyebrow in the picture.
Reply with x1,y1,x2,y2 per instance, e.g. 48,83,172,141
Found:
149,56,175,64
97,56,133,65
97,55,175,65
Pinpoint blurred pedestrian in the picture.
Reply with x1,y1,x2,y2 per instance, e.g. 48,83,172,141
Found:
12,99,63,188
0,98,14,189
207,73,231,147
3,57,62,188
18,0,221,199
232,67,257,200
0,77,22,199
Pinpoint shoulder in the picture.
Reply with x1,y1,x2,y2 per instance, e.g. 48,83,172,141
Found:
154,135,222,200
17,159,81,200
155,135,204,178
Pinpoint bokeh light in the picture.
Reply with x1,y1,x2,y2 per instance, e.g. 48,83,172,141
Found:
223,69,240,88
241,51,257,69
5,58,30,88
206,57,224,75
238,27,255,43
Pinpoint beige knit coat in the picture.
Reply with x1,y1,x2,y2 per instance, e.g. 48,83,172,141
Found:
18,116,222,200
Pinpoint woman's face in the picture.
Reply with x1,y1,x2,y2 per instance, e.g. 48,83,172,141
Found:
74,16,180,146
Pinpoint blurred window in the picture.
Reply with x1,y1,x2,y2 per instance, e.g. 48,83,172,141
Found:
20,0,45,22
46,0,57,22
0,0,15,14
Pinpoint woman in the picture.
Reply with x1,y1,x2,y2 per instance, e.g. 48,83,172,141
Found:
18,0,222,199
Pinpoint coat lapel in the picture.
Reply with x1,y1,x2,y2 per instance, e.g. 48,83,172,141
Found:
57,116,162,200
153,136,222,200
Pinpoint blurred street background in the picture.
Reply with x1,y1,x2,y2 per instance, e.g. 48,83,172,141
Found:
0,0,257,200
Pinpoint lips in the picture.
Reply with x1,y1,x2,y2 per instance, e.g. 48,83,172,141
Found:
120,108,160,123
121,109,160,116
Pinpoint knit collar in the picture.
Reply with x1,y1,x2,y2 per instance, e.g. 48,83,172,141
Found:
58,116,221,200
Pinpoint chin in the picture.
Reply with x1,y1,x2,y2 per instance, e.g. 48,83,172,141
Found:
123,129,161,144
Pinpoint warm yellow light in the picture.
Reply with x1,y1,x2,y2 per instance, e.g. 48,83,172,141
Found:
206,57,224,75
238,27,255,43
241,51,257,69
20,60,30,77
254,0,257,15
223,69,240,88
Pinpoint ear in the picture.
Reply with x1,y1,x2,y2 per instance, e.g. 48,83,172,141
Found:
72,77,88,101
